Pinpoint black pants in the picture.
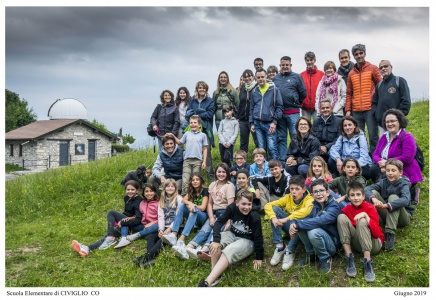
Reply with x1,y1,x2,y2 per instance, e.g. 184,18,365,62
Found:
239,121,258,153
141,232,164,261
219,143,234,167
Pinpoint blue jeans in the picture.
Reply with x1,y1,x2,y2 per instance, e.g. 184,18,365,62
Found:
298,228,337,261
189,209,225,247
172,203,208,237
277,113,300,165
254,121,278,160
270,206,300,252
129,223,159,238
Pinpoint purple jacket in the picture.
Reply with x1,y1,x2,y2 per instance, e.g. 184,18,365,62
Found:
373,130,423,184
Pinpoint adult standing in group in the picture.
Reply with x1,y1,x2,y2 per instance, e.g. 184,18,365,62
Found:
300,51,324,123
337,49,354,84
312,99,341,165
329,116,373,179
254,57,264,70
369,109,422,203
267,65,279,82
212,71,240,130
372,60,411,135
273,56,307,166
149,135,184,193
185,81,215,179
345,44,382,153
250,68,283,160
238,69,258,153
150,90,180,152
315,61,346,117
175,87,191,139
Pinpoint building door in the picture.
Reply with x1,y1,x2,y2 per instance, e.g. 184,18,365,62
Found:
88,140,96,161
59,141,69,166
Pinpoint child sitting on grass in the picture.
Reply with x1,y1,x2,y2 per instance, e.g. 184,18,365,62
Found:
364,158,414,251
235,168,261,211
305,156,333,190
337,181,384,282
229,150,250,187
198,190,264,287
71,180,142,256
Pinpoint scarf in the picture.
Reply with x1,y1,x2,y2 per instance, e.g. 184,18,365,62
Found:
338,62,353,80
318,73,339,111
245,80,257,92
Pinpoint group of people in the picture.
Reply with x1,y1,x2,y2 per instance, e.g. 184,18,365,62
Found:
71,43,423,287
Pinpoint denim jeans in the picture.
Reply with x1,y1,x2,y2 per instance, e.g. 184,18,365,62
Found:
270,206,300,252
298,228,337,261
239,120,258,153
277,113,300,165
172,203,208,237
352,110,378,153
254,120,278,160
189,209,225,247
129,223,159,238
106,210,127,237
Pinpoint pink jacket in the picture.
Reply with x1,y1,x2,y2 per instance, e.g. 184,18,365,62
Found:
139,199,159,226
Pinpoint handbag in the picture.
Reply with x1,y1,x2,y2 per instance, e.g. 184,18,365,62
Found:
147,105,162,137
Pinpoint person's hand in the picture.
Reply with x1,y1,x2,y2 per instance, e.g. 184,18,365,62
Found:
209,242,221,254
346,111,351,116
269,122,276,134
253,260,262,270
354,212,369,223
286,157,295,166
251,125,255,132
336,159,343,173
201,161,206,169
158,230,164,237
144,222,154,229
230,171,236,176
187,202,195,212
209,218,216,227
271,217,282,228
371,197,385,210
320,146,328,154
378,159,386,168
153,125,158,131
160,176,167,184
163,227,172,235
289,223,298,237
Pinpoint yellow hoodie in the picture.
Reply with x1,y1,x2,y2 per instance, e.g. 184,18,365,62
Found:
264,192,313,221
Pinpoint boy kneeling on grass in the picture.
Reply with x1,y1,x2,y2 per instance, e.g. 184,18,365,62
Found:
364,158,414,251
337,181,385,282
198,190,264,287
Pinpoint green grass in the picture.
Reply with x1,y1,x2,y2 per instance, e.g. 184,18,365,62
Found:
5,101,429,287
5,163,28,173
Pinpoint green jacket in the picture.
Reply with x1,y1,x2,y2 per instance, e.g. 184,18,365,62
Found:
213,88,240,122
328,175,367,199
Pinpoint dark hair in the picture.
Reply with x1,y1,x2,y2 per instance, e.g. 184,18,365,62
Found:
310,179,328,191
215,162,231,182
304,51,316,60
222,104,234,114
338,49,350,58
289,175,306,188
268,159,282,169
236,168,250,178
237,189,253,202
160,90,175,104
175,87,190,107
242,69,254,78
254,58,264,65
339,116,361,136
295,116,315,137
142,183,158,200
280,56,292,62
255,68,267,76
382,108,408,130
341,157,362,176
124,180,140,190
161,135,176,145
187,172,206,202
347,181,365,196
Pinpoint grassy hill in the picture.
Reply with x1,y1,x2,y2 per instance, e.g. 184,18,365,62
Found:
5,101,429,288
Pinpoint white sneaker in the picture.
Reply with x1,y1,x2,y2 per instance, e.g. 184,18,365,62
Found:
126,232,141,242
114,237,131,249
186,246,201,259
161,234,177,246
98,237,117,250
270,247,286,266
174,245,189,260
282,252,296,270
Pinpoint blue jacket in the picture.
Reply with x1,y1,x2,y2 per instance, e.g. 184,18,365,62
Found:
152,145,184,180
312,114,341,151
292,195,341,248
185,96,215,147
329,132,373,167
249,83,283,124
273,72,307,110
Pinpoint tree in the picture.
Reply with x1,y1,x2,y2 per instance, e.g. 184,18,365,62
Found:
5,89,37,132
122,133,135,145
91,119,135,145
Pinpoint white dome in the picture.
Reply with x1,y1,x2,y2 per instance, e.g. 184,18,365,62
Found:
48,98,88,120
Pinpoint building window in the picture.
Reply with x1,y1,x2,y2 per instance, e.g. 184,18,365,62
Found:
19,144,23,157
9,144,14,156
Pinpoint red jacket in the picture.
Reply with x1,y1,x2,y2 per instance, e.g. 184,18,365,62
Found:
139,198,159,226
341,200,385,244
300,67,324,112
345,61,382,112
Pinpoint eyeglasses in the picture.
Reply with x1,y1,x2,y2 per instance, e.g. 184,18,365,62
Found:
312,189,327,195
299,123,309,127
379,64,390,70
385,119,398,124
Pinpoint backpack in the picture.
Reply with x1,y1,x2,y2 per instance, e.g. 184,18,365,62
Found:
400,131,425,171
214,91,238,115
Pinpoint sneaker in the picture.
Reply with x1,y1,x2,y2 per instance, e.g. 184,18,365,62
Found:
132,254,146,265
71,240,89,257
412,187,420,205
174,245,189,260
346,253,357,278
141,258,156,268
98,237,116,250
298,253,316,267
270,247,286,266
363,258,375,282
281,252,295,270
161,234,177,246
126,232,141,242
198,280,209,287
319,257,332,273
197,250,211,261
114,237,131,249
211,275,222,287
186,246,201,259
384,232,395,251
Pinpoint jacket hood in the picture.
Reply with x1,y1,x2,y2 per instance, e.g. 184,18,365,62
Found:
161,144,180,157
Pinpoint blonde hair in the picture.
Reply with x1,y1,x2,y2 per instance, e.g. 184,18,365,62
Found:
194,81,209,98
159,179,179,209
307,156,331,181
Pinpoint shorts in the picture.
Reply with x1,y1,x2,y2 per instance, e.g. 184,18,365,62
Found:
220,231,254,265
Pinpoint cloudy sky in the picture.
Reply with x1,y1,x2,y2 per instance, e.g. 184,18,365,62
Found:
4,3,430,148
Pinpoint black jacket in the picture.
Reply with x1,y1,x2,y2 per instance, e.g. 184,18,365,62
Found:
151,102,180,136
286,133,321,165
237,88,254,121
312,114,341,150
119,194,143,227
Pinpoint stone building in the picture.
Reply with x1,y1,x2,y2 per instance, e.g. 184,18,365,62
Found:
5,98,117,169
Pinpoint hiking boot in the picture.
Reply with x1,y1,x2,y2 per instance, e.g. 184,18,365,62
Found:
298,253,316,267
141,258,156,268
186,246,201,259
384,232,395,251
132,254,146,265
98,237,116,250
281,252,296,270
174,245,189,260
198,280,209,287
114,237,131,249
412,187,420,205
270,247,286,266
346,253,357,278
363,258,375,282
126,232,141,242
211,275,222,287
161,234,177,246
71,240,89,257
319,257,332,273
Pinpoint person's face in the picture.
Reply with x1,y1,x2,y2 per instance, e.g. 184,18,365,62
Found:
197,85,207,98
189,119,200,131
348,188,364,207
243,73,254,85
234,155,246,166
298,119,310,135
256,71,267,87
254,60,263,69
163,139,175,154
146,169,152,177
178,89,187,100
379,61,393,78
236,173,249,188
143,187,156,201
280,59,292,73
236,197,253,215
224,109,234,119
339,51,350,67
254,154,265,165
353,50,366,65
385,114,400,134
125,185,138,198
305,57,316,69
267,69,277,80
239,76,244,85
191,176,202,189
163,92,172,103
343,120,356,136
320,102,333,118
219,73,228,86
311,160,323,177
386,164,402,183
269,166,283,178
312,184,330,203
290,184,306,201
165,183,176,196
344,161,359,178
325,66,335,77
215,167,227,182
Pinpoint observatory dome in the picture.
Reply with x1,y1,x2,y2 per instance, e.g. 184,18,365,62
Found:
48,98,88,120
